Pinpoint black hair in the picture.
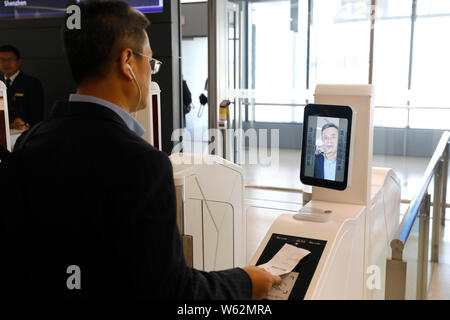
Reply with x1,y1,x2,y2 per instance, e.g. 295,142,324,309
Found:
0,45,21,60
63,0,150,85
321,123,339,133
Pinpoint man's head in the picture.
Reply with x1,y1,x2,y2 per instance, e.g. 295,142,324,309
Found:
0,45,21,77
63,0,152,113
321,123,339,159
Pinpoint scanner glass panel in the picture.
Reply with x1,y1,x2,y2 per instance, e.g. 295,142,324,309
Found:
256,233,327,300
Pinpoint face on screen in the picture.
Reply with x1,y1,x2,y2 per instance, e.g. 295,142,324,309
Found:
321,125,338,160
303,116,348,183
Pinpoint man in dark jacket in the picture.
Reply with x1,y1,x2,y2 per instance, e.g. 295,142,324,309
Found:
0,0,279,299
0,45,44,130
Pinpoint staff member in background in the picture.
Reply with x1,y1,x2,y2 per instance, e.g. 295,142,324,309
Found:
0,0,280,299
0,45,44,130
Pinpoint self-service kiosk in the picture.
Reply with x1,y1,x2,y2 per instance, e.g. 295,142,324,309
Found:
133,82,246,271
250,85,401,300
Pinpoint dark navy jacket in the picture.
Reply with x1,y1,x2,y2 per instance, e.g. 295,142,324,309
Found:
0,101,251,299
314,153,325,179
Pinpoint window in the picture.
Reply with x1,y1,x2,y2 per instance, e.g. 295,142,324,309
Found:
410,2,450,109
249,0,309,122
372,0,412,108
244,0,450,129
309,0,371,85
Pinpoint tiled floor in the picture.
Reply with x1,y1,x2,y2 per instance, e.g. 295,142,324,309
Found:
242,148,450,300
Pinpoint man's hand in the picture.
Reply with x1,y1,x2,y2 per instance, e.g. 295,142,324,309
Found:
10,117,30,131
242,266,282,300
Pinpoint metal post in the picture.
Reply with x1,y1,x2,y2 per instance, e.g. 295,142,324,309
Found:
441,143,449,226
386,239,407,300
302,185,312,206
431,160,443,262
417,194,430,300
182,235,194,268
368,0,376,84
208,0,218,152
175,184,184,234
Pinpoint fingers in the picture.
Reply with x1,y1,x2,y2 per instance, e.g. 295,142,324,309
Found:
243,266,285,300
272,275,282,286
254,267,282,285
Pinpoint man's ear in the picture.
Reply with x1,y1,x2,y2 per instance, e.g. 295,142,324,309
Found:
119,49,134,81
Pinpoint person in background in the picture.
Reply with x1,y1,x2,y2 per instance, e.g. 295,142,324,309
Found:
0,45,44,131
182,78,192,127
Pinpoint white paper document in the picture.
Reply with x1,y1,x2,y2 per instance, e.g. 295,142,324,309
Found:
257,243,310,276
265,272,299,300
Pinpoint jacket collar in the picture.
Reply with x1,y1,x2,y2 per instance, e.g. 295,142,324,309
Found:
49,100,129,129
69,94,145,137
1,70,22,85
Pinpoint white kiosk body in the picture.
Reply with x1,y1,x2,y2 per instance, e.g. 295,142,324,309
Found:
0,81,11,152
133,82,246,271
249,85,401,299
169,153,246,271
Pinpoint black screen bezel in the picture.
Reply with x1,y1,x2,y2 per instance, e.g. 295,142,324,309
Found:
300,104,353,191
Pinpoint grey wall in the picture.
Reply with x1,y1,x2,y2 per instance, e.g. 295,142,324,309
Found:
148,0,183,154
242,121,445,158
180,2,209,140
0,18,76,118
181,2,208,38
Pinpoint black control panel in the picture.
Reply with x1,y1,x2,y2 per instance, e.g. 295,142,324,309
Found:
256,233,327,300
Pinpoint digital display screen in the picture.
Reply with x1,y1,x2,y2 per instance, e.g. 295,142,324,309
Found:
0,0,164,19
300,104,353,190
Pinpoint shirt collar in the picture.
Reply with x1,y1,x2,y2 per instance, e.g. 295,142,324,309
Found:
69,94,145,137
6,70,20,84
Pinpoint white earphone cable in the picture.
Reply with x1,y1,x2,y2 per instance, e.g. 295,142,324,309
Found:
127,64,142,112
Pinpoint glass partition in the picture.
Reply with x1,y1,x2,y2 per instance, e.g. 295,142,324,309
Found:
203,0,448,211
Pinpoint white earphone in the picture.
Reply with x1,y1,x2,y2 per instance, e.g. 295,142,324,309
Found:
126,63,142,112
126,63,134,75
